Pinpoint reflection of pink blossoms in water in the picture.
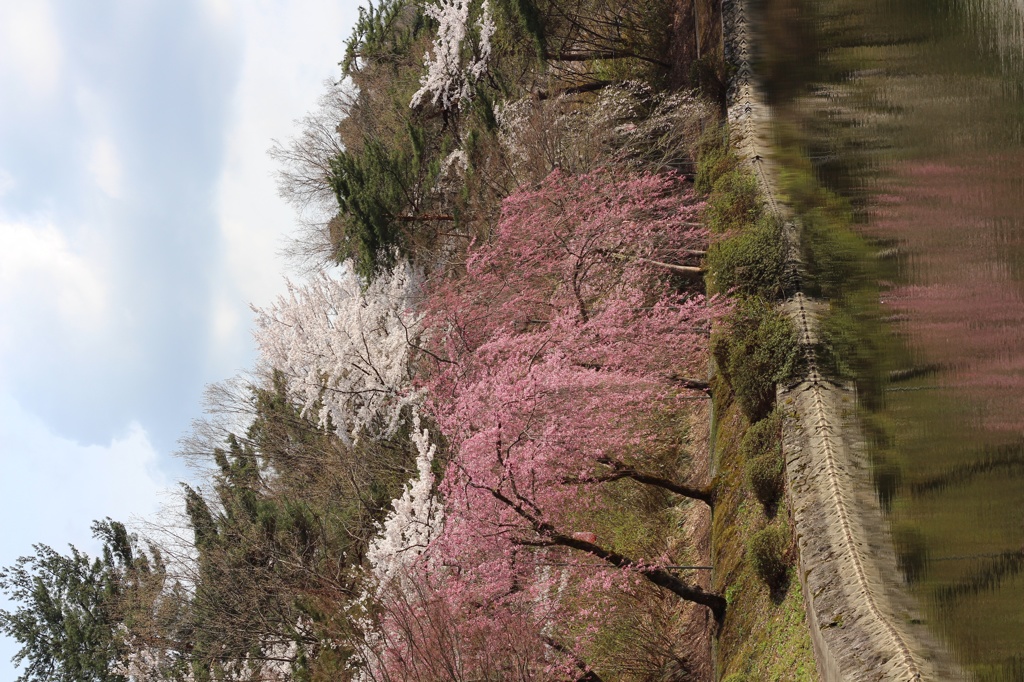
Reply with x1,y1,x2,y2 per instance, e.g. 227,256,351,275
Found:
873,155,1024,436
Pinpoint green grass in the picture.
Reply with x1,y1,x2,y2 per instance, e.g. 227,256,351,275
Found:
711,381,818,681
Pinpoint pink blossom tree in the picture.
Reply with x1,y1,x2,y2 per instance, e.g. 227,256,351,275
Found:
425,168,714,375
422,167,727,623
429,353,726,616
359,168,726,680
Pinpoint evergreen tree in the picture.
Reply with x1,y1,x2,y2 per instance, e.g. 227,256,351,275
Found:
329,125,451,277
179,375,418,679
0,520,160,682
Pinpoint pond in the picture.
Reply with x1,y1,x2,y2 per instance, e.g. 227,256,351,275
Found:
753,0,1024,676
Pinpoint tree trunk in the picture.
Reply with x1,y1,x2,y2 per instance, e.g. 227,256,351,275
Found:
534,80,616,100
395,213,455,222
600,248,705,277
668,374,712,393
579,458,716,506
543,51,671,69
542,635,606,681
491,486,726,621
639,257,704,277
543,528,726,621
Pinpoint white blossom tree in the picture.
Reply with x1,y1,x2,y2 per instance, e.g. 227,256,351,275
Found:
365,412,444,591
410,0,495,111
252,260,424,443
354,413,444,682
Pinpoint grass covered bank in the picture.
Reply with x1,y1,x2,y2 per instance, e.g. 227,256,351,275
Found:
696,132,819,680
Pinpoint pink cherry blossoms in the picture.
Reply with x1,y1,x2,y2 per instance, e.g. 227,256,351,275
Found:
357,168,726,678
251,168,726,679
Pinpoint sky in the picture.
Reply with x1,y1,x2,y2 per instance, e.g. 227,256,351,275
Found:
0,0,361,675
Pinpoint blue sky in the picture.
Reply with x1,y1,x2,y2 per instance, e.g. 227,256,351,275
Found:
0,0,360,674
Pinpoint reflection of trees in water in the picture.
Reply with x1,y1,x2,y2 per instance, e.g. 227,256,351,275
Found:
758,0,1024,212
908,441,1024,497
758,0,1024,667
934,549,1024,606
862,155,1024,669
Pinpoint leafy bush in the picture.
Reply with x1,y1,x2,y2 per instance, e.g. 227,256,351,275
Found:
714,299,801,422
743,411,786,510
748,524,790,588
707,213,787,299
740,410,783,462
694,126,737,194
706,170,763,234
746,453,785,511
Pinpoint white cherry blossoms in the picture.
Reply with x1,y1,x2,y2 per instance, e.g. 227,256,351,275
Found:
411,0,495,111
365,412,444,591
252,260,424,444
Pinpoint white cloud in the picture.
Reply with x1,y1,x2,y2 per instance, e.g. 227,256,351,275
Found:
87,136,124,199
0,391,171,559
210,0,357,365
200,0,236,28
206,290,249,373
0,390,173,681
0,218,108,362
0,168,13,197
0,0,62,100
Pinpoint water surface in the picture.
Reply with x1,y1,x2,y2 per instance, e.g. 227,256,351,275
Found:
754,0,1024,676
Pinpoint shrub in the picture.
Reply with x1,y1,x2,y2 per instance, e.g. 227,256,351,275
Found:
816,304,860,381
742,411,786,509
707,213,787,299
722,674,749,682
692,122,741,189
740,410,783,462
748,523,790,588
746,453,785,511
694,125,736,194
714,299,801,422
706,170,763,234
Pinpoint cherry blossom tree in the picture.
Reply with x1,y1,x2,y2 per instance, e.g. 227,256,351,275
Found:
365,412,444,592
429,352,726,615
411,0,495,112
355,168,725,681
251,260,424,443
426,168,718,390
421,168,727,622
357,415,572,682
